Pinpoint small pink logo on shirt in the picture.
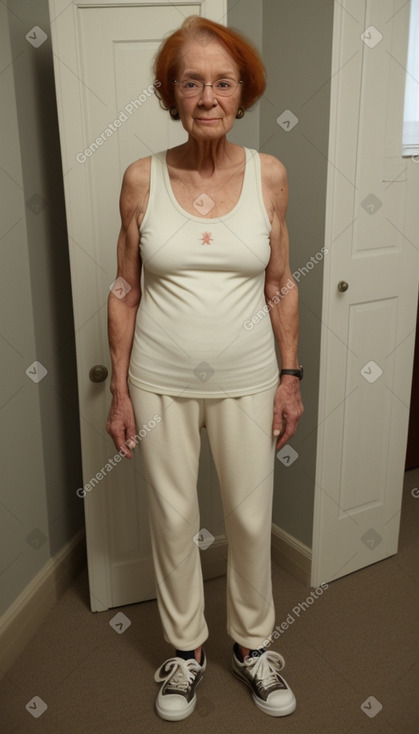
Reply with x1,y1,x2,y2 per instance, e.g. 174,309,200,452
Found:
200,232,213,245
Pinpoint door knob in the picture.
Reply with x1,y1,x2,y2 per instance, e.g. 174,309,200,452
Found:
89,364,108,383
337,281,349,292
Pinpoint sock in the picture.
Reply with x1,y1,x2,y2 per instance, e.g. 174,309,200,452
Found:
234,642,265,662
176,649,202,664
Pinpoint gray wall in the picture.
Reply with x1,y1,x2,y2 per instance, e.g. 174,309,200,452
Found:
227,0,263,149
0,0,83,615
260,0,334,546
229,0,334,547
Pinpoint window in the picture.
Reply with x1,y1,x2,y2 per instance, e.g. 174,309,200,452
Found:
403,0,419,156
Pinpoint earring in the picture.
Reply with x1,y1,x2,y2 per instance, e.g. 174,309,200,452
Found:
169,106,179,120
236,107,245,119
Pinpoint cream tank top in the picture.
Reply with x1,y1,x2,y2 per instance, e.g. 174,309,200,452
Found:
128,147,279,398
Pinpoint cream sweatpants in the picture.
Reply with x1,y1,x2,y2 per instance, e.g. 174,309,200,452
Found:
129,382,278,651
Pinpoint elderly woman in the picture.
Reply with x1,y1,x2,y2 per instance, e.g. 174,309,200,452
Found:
106,15,303,722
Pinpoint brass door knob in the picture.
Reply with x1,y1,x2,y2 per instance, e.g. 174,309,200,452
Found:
89,364,108,383
337,281,349,292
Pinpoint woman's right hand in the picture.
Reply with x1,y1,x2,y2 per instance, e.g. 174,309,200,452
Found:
106,161,148,459
106,391,137,459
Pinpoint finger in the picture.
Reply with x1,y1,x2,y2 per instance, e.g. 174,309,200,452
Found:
272,407,284,436
276,419,297,450
273,417,285,438
124,418,138,458
120,444,133,460
123,434,137,460
111,429,133,460
276,432,290,450
126,421,137,448
121,405,137,458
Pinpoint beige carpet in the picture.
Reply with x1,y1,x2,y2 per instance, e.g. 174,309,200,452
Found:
2,468,419,734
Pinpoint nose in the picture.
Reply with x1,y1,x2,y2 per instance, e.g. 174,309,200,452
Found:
198,83,217,103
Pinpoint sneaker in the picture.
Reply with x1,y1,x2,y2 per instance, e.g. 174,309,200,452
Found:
232,647,296,717
154,650,206,721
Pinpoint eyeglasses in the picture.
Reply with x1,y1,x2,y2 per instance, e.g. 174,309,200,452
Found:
173,78,243,98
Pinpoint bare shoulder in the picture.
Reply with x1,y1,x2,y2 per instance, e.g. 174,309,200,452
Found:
258,153,288,222
259,153,288,189
124,155,151,183
120,156,151,228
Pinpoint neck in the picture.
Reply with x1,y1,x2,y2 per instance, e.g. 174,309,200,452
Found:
176,136,238,176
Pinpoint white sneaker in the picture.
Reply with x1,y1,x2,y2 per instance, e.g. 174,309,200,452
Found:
232,647,296,717
154,651,206,721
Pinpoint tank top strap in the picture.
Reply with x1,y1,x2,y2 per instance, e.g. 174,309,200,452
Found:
151,149,168,203
239,148,272,232
139,150,171,231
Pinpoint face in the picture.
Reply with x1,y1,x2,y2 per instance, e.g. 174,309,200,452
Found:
173,38,242,139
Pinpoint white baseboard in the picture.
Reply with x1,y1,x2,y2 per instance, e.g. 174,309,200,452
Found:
0,529,87,679
271,524,312,586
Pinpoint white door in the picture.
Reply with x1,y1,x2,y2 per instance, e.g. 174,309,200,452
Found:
311,0,418,585
49,0,227,611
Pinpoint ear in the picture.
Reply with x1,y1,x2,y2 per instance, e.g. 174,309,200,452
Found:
169,106,180,120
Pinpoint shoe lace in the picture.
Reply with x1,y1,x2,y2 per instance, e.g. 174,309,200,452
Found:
244,651,285,692
157,657,201,693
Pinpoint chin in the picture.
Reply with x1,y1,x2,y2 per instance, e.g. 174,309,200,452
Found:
189,121,231,134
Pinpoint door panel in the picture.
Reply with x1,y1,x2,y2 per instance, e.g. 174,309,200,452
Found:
340,298,397,513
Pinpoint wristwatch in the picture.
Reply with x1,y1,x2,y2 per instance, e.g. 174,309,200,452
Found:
280,365,304,380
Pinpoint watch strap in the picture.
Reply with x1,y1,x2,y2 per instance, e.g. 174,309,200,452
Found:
280,365,303,380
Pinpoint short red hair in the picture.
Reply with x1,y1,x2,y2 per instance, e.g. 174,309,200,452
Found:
153,15,266,113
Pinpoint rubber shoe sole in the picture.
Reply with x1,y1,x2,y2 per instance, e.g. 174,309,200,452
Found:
155,691,198,722
232,664,296,717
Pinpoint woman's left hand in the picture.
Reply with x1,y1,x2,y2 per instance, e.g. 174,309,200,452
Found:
272,378,304,450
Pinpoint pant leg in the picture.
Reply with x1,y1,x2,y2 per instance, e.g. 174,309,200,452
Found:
205,385,278,650
129,382,209,650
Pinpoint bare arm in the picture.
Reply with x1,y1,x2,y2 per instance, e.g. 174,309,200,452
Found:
261,154,304,449
106,159,149,458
